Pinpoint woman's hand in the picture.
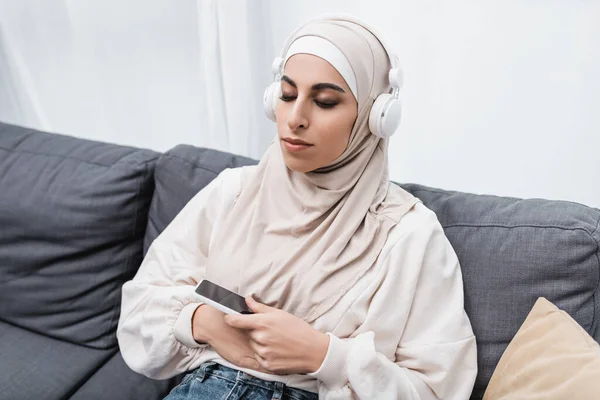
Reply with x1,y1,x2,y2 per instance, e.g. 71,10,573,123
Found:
224,296,330,375
191,304,269,373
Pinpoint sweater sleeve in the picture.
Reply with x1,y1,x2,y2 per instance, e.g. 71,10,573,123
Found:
116,167,242,380
308,209,478,399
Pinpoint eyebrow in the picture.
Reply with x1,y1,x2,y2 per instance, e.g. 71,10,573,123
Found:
281,75,346,93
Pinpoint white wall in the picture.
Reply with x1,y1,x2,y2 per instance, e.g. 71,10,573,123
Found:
269,1,600,207
1,1,599,207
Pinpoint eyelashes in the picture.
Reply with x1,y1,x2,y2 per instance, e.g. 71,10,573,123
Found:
279,95,338,109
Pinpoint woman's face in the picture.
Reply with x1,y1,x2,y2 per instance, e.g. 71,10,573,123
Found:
275,54,358,173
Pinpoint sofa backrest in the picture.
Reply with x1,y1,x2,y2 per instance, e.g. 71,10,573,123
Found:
0,122,158,349
143,144,256,252
146,145,600,400
401,183,600,399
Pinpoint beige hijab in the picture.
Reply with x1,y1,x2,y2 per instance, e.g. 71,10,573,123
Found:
206,17,421,323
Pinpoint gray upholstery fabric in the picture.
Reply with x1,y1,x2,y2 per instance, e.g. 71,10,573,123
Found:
70,351,182,400
143,144,255,252
150,146,600,400
400,183,600,399
0,321,112,400
0,122,159,349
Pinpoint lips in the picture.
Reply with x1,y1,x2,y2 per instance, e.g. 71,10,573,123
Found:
282,137,312,146
281,137,313,152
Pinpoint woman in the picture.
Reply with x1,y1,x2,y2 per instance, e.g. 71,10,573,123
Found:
117,15,477,400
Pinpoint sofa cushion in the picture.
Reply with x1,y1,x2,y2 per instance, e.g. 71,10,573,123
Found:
401,183,600,400
143,144,255,252
0,321,113,400
0,122,159,349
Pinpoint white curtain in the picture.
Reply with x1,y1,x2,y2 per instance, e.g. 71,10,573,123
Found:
0,0,276,157
0,7,50,129
195,0,275,157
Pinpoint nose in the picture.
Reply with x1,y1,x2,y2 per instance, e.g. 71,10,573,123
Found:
286,98,309,131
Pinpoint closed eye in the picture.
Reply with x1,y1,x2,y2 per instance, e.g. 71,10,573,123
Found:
279,95,338,109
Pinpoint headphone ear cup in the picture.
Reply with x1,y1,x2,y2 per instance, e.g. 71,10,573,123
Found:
369,94,402,138
272,83,281,118
263,82,280,122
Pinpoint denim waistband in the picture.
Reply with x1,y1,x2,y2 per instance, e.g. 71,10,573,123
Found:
191,361,318,400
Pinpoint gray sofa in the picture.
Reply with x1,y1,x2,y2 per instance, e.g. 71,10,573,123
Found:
0,121,598,400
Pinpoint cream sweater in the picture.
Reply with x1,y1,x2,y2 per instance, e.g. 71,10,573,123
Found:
117,166,477,399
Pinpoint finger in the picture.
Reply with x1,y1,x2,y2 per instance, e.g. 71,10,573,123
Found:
246,296,274,313
249,330,269,345
248,339,262,356
224,313,263,330
254,353,275,374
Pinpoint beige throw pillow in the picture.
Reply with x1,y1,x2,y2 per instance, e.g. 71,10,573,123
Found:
483,297,600,400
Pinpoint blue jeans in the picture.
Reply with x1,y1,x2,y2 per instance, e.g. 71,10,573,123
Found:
164,361,319,400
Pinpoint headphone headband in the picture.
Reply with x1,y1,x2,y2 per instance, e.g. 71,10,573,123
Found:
275,13,401,89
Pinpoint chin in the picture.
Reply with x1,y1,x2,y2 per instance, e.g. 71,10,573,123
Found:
283,159,312,173
281,154,314,173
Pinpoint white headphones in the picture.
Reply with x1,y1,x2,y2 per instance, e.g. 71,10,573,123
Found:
263,14,404,139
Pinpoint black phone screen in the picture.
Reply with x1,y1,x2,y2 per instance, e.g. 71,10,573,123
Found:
195,280,254,314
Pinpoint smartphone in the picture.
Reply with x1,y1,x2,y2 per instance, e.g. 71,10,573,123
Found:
194,279,254,315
